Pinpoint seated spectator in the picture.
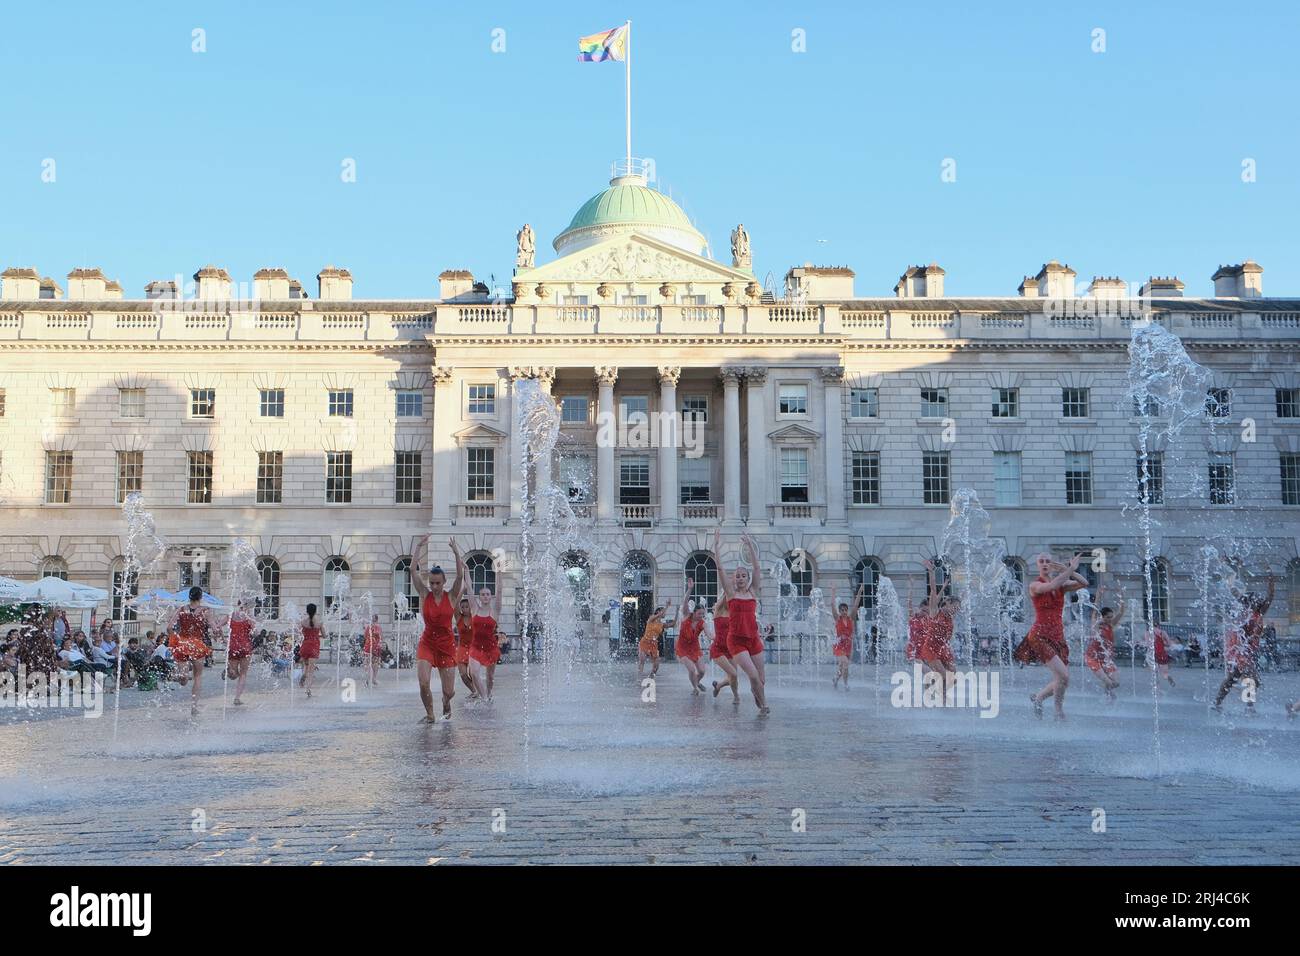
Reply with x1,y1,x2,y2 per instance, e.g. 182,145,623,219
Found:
122,637,149,683
270,639,293,675
1,640,18,675
58,637,108,674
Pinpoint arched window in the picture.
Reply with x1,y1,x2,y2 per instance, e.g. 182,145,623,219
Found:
393,557,417,619
1000,556,1027,621
323,556,350,610
39,556,68,580
783,551,814,598
1288,559,1300,626
684,552,719,610
109,558,138,622
256,557,281,620
853,557,883,612
929,558,953,597
465,552,496,595
561,551,592,621
1142,558,1171,623
621,551,654,592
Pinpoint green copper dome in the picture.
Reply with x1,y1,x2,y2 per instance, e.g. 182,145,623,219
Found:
553,174,708,256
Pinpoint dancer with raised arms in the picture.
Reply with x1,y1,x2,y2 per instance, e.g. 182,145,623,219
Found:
708,592,739,702
637,599,675,680
1014,553,1088,719
454,595,477,699
1084,578,1123,701
362,614,384,688
711,529,769,715
830,582,865,690
466,581,502,703
675,578,708,694
412,536,465,723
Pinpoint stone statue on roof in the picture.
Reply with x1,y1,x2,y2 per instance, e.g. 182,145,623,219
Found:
731,224,751,270
516,223,536,271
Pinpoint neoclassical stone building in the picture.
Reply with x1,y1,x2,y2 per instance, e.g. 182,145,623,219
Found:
1,167,1299,648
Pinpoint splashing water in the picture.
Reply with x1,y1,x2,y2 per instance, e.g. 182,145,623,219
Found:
939,488,1013,667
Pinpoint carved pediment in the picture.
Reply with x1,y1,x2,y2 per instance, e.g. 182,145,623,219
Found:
768,423,821,443
517,233,751,285
453,423,508,444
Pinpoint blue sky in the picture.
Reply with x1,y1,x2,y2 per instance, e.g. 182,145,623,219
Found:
2,0,1297,299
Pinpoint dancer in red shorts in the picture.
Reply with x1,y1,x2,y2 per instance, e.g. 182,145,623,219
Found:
1214,562,1274,716
1014,553,1088,719
674,578,707,694
170,587,211,716
711,529,769,715
361,615,383,687
709,595,739,702
454,596,477,699
412,536,465,723
298,603,322,698
467,583,501,703
1084,578,1123,701
830,582,865,690
226,600,254,706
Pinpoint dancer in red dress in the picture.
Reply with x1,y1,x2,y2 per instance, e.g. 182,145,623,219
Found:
412,536,465,722
1014,553,1088,719
710,529,769,715
1214,561,1274,715
298,603,322,698
226,601,254,706
169,587,211,716
708,595,740,702
454,596,477,698
361,615,384,687
674,578,708,694
905,574,929,665
1150,622,1176,689
830,582,865,690
467,582,501,703
1084,578,1123,700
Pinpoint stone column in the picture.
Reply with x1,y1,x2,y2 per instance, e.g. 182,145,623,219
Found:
508,366,555,518
430,365,455,523
822,365,846,525
744,366,768,524
721,367,743,524
595,366,618,523
657,366,681,524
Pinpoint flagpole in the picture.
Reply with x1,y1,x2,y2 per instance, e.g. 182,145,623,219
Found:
625,20,632,174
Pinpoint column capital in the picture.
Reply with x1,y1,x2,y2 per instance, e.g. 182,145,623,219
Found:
656,365,682,387
431,365,453,386
595,365,619,387
719,366,744,387
509,365,555,388
820,365,846,383
744,365,768,386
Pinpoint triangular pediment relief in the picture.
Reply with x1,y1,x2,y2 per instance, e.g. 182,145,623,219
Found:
453,423,508,443
767,423,821,443
517,233,752,285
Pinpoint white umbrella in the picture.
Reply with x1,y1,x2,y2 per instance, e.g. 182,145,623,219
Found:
15,576,109,608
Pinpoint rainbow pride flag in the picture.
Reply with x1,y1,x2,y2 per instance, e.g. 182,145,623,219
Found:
577,24,628,62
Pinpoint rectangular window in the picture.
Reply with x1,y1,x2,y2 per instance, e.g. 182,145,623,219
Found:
45,452,72,503
920,388,948,419
395,451,422,504
190,388,215,419
260,388,285,417
779,384,808,415
116,451,143,503
326,451,353,503
395,390,423,418
466,448,494,501
257,452,283,504
682,395,708,423
467,384,496,415
1281,453,1300,506
561,396,589,423
922,451,950,504
1137,453,1164,505
559,454,593,502
994,452,1021,506
991,388,1019,419
621,294,648,305
619,456,650,505
1277,388,1300,419
851,451,880,505
328,389,354,418
850,388,879,419
1206,387,1232,419
561,295,589,305
780,449,810,502
51,387,76,418
620,396,649,425
118,387,145,418
1061,388,1090,418
185,451,213,504
1133,395,1161,417
679,456,711,503
1209,453,1235,505
1065,452,1092,505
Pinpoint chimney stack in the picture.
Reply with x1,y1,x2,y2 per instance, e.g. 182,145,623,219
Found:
40,276,63,300
1211,261,1263,299
439,269,475,301
317,265,353,301
1087,276,1127,300
1,267,41,300
1031,260,1077,298
145,280,179,300
67,268,108,299
253,267,291,300
893,263,944,298
1139,276,1184,298
193,265,233,301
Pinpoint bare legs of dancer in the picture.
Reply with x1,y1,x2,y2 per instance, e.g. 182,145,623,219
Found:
681,658,706,694
299,658,317,698
1030,655,1069,719
417,660,456,722
731,650,768,713
711,658,740,701
228,657,249,705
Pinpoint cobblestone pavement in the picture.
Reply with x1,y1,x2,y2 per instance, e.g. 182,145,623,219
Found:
2,659,1298,864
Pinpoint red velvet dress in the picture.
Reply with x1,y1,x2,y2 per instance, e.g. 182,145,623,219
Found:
1014,579,1068,665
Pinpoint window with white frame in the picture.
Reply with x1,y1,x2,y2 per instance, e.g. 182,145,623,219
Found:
1133,395,1161,417
187,451,213,504
259,388,285,417
779,448,809,503
326,451,353,503
922,451,950,504
920,388,948,419
561,295,589,305
854,557,883,612
851,451,880,505
620,294,648,305
1137,453,1164,505
110,560,138,623
849,387,879,419
559,454,593,502
1206,387,1232,419
256,557,281,619
678,294,706,305
189,388,215,419
465,552,496,594
118,387,145,418
1061,387,1090,418
45,451,73,503
1143,559,1171,623
40,556,68,580
991,388,1019,419
393,557,417,618
778,383,808,415
682,395,708,423
561,396,589,423
1208,453,1235,504
51,387,76,418
679,456,711,503
1065,452,1092,504
116,451,143,503
467,384,496,415
395,451,422,504
466,447,495,501
328,389,354,417
323,557,350,610
257,451,283,503
1282,453,1300,506
619,456,650,505
395,390,423,418
994,451,1021,506
620,396,649,426
685,552,719,610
